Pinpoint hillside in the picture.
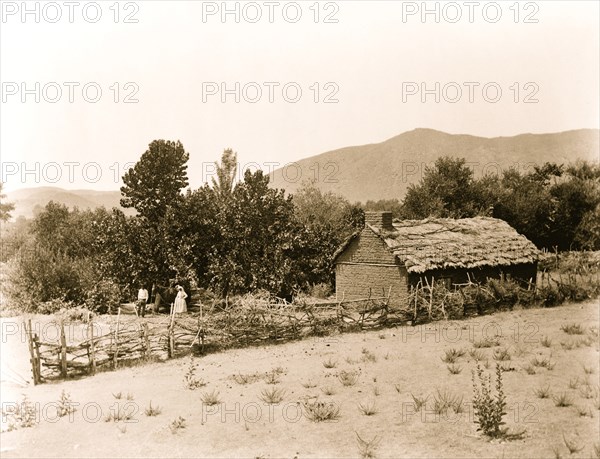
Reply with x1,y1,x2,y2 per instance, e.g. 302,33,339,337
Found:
4,187,134,219
269,128,600,203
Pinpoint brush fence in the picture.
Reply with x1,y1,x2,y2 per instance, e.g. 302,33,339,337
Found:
25,293,405,384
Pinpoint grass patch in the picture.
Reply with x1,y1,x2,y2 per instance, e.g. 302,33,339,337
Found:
447,364,462,375
552,392,573,407
259,387,286,404
356,432,381,459
338,370,359,387
201,390,221,406
144,401,162,417
323,357,338,369
560,323,585,335
357,400,377,416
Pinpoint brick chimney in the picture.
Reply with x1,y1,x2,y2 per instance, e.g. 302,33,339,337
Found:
364,211,394,231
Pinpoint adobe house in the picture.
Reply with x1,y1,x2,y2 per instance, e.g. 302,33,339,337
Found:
333,211,540,308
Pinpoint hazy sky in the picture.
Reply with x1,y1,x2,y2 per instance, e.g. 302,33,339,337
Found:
1,0,598,192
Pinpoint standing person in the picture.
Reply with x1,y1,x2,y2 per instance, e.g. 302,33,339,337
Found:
173,285,188,314
137,285,149,317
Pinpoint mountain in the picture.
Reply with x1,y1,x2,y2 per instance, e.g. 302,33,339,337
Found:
269,128,600,203
4,187,134,219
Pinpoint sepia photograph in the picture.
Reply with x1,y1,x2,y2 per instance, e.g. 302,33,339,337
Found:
0,1,599,457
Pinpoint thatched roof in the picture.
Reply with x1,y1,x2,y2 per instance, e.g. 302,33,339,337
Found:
336,217,540,274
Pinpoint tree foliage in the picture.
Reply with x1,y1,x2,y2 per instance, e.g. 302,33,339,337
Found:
0,182,15,222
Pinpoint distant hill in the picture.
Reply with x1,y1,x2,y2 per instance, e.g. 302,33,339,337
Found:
270,128,600,203
4,187,135,219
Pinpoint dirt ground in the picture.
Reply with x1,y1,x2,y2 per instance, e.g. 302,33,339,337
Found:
1,300,599,458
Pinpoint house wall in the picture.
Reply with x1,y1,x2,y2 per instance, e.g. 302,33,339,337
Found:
335,228,409,308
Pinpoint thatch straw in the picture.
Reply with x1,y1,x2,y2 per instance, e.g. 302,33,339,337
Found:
352,217,540,274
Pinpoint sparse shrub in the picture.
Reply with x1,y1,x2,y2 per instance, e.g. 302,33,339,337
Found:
361,348,377,363
473,337,500,348
302,380,317,389
560,323,585,335
410,393,429,411
372,386,380,397
184,357,206,390
541,336,552,348
259,387,286,404
447,364,462,375
112,392,123,400
169,416,186,433
534,385,551,399
126,393,134,401
594,442,600,459
562,433,584,454
378,333,386,340
432,388,463,415
345,357,359,365
144,401,162,416
492,348,511,361
560,340,576,350
583,365,595,375
441,348,465,364
264,371,281,385
568,377,580,389
469,349,486,361
201,390,221,406
471,363,507,438
323,357,338,369
2,394,37,430
104,405,134,422
530,356,555,370
232,373,260,385
57,390,77,417
579,384,597,399
302,400,340,422
574,405,593,417
321,386,336,396
338,370,359,387
552,392,573,407
394,384,401,394
356,432,381,459
523,364,536,375
357,400,377,416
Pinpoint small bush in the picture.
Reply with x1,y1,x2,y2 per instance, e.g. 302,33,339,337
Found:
321,386,336,396
447,364,462,375
472,363,507,438
410,393,429,411
2,395,37,430
534,385,551,399
357,400,377,416
562,433,583,454
169,416,186,433
473,337,500,349
360,348,377,363
432,388,463,415
264,371,281,385
144,401,162,417
552,392,573,407
356,432,381,459
201,390,221,406
259,387,286,404
338,370,359,387
323,357,338,369
492,348,511,362
302,400,340,422
469,349,486,361
232,373,260,385
541,336,552,348
560,323,585,335
441,348,465,364
302,380,317,389
57,390,77,417
183,358,206,390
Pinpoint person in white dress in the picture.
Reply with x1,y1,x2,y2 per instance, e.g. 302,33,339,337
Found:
173,285,188,313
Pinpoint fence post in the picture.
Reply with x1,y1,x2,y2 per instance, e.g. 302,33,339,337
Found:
59,319,67,379
25,320,40,385
88,318,96,375
142,322,149,359
113,307,121,369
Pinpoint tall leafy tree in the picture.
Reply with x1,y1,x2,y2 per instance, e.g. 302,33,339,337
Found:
120,140,190,220
401,157,483,218
211,148,238,204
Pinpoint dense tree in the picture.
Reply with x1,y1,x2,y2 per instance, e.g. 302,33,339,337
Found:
401,157,483,218
120,140,189,220
0,182,14,222
209,170,297,298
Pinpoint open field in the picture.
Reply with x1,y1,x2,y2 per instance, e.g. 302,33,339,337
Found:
1,300,599,458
